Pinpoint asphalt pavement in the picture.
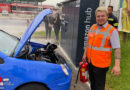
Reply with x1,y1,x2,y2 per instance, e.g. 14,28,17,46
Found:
0,14,44,36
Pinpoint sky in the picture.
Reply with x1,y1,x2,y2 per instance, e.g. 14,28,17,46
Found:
42,0,66,6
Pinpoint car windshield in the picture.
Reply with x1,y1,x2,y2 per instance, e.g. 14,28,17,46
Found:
0,30,19,56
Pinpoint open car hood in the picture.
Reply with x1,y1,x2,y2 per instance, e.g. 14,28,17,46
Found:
14,9,52,57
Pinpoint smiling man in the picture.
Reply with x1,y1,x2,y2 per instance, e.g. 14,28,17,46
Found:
82,7,121,90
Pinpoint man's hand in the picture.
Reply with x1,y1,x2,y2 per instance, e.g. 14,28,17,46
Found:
82,43,88,62
111,65,120,76
112,48,121,76
82,57,86,62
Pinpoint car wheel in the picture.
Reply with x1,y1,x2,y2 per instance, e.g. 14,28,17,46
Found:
16,83,49,90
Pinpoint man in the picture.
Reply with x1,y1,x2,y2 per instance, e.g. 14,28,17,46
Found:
108,6,118,28
44,15,54,41
82,7,121,90
53,13,61,44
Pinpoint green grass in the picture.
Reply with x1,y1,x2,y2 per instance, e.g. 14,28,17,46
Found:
32,30,55,38
16,29,61,40
32,30,61,41
105,32,130,90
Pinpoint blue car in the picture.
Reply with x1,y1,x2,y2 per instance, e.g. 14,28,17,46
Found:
0,9,72,90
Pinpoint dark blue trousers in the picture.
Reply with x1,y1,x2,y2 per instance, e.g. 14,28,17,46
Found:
88,63,109,90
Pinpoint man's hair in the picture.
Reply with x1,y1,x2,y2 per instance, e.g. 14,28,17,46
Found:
95,6,108,15
108,6,113,10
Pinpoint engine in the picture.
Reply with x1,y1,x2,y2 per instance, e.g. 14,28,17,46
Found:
17,43,66,64
27,43,65,64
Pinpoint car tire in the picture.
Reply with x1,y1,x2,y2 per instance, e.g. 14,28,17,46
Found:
16,83,49,90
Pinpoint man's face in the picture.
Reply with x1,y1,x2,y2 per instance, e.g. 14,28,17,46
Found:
96,11,108,26
108,7,113,15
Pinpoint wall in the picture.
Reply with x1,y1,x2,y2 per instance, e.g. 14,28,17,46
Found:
99,0,120,18
60,0,99,66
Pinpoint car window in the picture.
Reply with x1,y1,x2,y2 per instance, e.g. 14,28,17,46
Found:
0,31,19,56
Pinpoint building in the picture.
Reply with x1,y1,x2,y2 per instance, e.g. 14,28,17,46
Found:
0,0,41,5
100,0,120,18
0,0,56,14
100,0,120,11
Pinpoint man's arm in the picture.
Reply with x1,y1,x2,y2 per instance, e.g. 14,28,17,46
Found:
111,48,121,76
110,29,121,76
82,43,88,61
113,16,118,28
114,48,121,60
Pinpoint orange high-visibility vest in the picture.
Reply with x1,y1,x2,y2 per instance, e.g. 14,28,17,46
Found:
86,24,116,68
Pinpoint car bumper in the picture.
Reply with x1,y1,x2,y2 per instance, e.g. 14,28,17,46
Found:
48,68,72,90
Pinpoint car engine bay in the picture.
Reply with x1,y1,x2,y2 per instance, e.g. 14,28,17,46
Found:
17,43,66,64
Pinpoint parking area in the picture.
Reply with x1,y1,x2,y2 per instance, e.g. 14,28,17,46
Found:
0,14,44,36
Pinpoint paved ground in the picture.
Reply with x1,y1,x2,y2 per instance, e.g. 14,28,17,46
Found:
0,14,90,90
0,14,44,37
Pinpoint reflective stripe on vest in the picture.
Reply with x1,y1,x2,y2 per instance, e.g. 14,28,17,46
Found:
100,25,112,47
88,30,96,33
90,24,96,30
87,24,114,68
88,25,113,51
88,45,112,51
114,23,118,26
108,18,114,21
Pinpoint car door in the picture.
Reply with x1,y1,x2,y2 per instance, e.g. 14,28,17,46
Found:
0,52,37,90
0,52,17,90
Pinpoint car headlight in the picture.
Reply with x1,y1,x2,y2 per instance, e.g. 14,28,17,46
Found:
61,64,69,76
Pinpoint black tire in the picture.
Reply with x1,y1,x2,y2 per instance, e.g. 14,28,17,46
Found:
16,83,49,90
